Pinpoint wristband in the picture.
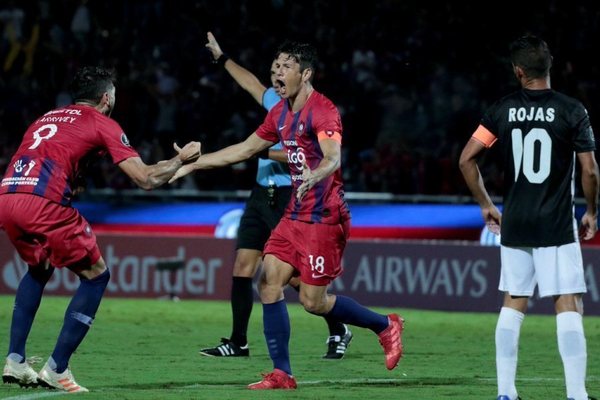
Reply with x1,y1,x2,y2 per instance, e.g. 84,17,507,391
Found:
213,53,229,66
257,148,270,159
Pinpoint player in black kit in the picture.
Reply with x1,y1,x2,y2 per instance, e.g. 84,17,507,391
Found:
459,35,598,400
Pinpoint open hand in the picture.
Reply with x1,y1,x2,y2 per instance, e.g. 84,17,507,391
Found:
206,32,224,61
169,162,198,184
296,160,315,201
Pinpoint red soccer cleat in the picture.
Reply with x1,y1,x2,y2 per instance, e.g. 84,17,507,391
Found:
378,313,404,370
247,368,297,390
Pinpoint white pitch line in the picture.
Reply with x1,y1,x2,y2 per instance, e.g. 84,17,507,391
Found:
183,376,600,388
5,375,599,397
479,376,600,382
300,378,405,385
182,377,406,388
1,392,66,400
300,377,600,384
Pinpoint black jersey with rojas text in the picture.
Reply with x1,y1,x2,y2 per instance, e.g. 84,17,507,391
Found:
481,89,595,247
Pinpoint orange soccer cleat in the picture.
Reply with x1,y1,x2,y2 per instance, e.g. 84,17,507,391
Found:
378,313,404,370
247,368,297,390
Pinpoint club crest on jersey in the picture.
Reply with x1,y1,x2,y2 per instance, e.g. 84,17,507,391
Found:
298,122,305,135
120,133,131,147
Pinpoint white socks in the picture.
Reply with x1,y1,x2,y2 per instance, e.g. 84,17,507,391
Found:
496,307,524,399
495,308,589,400
557,311,588,400
7,353,24,363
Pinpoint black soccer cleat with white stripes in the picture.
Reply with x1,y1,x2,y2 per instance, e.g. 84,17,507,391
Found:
323,326,353,359
199,338,249,357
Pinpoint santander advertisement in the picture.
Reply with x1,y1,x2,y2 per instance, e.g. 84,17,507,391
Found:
0,233,598,315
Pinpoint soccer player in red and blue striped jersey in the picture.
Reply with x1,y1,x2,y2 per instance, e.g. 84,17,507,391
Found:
199,32,351,360
1,66,200,392
170,41,404,390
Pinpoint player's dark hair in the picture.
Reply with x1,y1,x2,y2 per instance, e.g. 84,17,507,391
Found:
275,41,318,76
509,35,552,79
70,66,116,103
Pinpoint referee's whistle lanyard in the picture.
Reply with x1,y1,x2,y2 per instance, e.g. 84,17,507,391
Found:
267,184,277,207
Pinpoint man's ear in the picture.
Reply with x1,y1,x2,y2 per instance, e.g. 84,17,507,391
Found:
100,91,114,116
302,68,313,82
513,64,524,80
102,92,113,109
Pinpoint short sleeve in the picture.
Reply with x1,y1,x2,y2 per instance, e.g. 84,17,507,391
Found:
313,98,342,141
255,106,280,144
95,115,140,164
479,100,502,138
572,104,596,153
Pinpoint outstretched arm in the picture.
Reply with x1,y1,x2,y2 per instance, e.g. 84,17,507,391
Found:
459,138,502,233
206,32,267,105
169,133,275,183
118,142,200,190
267,149,288,163
577,151,599,240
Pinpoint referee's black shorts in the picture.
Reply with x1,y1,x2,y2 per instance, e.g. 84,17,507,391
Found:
236,184,293,251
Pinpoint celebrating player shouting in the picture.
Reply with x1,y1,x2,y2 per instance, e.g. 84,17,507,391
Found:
170,41,404,389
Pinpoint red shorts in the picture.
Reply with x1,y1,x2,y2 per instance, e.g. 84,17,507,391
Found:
0,194,100,268
263,217,350,286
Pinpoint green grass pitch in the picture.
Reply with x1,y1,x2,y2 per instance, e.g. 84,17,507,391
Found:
0,296,598,399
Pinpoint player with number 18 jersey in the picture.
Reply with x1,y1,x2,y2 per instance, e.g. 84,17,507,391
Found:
256,91,351,285
473,89,595,246
256,91,350,225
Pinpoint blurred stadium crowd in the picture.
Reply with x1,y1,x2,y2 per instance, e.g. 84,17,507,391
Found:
1,0,598,196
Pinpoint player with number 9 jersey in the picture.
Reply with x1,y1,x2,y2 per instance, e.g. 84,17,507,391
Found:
0,104,139,206
0,66,200,392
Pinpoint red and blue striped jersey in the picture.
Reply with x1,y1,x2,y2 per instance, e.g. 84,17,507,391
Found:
256,91,351,224
0,104,139,206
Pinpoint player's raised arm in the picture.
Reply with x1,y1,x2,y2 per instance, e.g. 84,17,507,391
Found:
169,133,275,184
118,141,200,190
206,32,267,105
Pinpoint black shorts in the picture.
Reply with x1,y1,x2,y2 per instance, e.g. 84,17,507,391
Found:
236,185,293,251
